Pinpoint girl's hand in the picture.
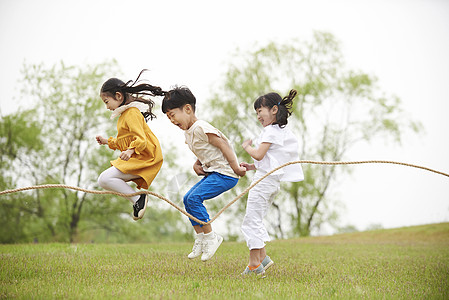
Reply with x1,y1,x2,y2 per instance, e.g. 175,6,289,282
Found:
242,139,252,150
119,149,135,161
240,162,256,171
96,135,108,145
233,165,247,177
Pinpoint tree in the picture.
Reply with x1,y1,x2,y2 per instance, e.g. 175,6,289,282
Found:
0,111,43,242
0,61,190,243
206,32,421,237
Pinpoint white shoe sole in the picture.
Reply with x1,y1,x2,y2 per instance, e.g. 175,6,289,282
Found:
132,195,148,221
263,260,274,271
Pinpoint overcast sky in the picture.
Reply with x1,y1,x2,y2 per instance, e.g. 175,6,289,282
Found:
1,0,448,234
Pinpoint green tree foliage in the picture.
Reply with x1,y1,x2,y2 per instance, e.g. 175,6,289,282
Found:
0,61,189,243
0,111,43,242
206,32,421,237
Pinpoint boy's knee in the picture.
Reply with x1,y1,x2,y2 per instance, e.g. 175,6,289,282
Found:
183,193,200,207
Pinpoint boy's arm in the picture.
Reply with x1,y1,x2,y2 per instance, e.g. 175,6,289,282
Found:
242,139,271,161
206,133,246,177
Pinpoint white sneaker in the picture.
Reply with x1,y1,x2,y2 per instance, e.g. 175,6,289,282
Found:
187,233,204,259
201,233,223,262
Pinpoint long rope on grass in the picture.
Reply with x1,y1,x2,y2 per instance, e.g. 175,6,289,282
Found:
0,160,448,225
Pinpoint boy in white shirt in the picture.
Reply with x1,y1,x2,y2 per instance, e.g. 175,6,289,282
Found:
240,89,304,276
162,86,246,261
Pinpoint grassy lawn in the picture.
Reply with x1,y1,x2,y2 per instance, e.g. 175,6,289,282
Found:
1,223,448,299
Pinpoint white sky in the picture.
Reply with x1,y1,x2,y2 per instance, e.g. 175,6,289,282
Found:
1,0,448,233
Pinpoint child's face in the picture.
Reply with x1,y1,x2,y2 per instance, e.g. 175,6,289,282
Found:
100,92,122,111
165,105,196,130
256,106,277,127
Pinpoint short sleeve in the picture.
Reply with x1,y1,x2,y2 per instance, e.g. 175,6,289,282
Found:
197,121,221,138
259,125,284,146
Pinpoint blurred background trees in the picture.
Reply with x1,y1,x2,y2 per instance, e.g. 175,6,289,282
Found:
0,32,421,243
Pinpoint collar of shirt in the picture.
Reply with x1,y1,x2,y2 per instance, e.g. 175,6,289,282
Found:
110,102,148,119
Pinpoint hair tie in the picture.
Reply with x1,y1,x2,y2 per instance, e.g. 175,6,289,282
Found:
277,101,281,105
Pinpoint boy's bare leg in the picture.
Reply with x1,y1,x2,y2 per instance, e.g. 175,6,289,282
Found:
193,224,212,234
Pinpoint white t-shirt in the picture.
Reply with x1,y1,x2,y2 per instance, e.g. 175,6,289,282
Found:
253,124,304,182
185,120,239,178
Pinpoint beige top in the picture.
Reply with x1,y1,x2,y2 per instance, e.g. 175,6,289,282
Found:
185,120,239,178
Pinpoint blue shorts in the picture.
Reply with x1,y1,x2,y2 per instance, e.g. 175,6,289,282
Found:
183,172,238,226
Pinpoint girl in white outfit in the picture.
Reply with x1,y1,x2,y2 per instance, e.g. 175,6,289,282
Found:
240,89,304,276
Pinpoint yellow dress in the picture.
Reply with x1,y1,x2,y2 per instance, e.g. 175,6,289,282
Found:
107,107,163,189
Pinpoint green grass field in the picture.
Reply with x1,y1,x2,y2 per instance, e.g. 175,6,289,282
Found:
1,223,448,299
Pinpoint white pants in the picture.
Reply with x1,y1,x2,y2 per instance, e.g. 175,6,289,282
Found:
241,173,280,250
98,166,141,203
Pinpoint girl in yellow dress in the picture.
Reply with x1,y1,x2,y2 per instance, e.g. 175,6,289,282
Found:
96,71,164,220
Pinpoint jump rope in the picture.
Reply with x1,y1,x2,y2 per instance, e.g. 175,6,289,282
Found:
1,160,448,225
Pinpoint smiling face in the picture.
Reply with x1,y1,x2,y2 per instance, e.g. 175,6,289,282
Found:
256,105,278,127
165,104,197,130
100,92,123,111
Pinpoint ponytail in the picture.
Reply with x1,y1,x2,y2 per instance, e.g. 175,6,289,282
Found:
100,69,167,121
254,89,297,127
279,89,296,112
